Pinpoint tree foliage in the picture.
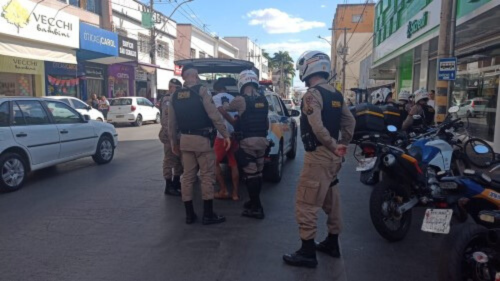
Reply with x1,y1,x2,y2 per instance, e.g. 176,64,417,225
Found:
270,51,295,86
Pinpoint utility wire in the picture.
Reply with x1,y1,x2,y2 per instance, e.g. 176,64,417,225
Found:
347,0,369,45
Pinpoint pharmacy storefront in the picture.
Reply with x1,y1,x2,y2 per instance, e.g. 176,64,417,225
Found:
0,0,79,97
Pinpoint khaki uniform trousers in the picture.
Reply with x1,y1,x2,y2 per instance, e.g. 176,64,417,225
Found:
239,137,269,179
295,147,343,240
163,142,183,179
180,134,216,202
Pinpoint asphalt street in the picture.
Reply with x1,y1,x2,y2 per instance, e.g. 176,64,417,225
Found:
0,123,444,281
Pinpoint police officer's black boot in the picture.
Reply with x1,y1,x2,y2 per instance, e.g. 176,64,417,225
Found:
282,239,318,268
202,200,226,225
315,233,341,258
242,177,264,219
165,178,181,196
184,201,197,224
171,175,182,195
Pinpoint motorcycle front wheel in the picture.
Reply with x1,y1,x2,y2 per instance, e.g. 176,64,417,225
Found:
369,180,412,242
438,223,490,281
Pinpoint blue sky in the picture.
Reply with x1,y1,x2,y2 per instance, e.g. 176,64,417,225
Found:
151,0,348,87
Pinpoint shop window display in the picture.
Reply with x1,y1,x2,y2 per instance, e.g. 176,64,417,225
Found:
47,75,79,97
0,73,34,96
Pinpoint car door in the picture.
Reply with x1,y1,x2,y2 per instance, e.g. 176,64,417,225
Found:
138,98,153,121
71,98,98,120
10,100,60,165
144,98,157,121
0,101,13,148
272,95,292,151
45,100,97,159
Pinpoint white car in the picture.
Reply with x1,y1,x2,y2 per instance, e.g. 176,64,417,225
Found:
457,98,488,118
46,96,105,122
0,97,118,192
107,97,160,126
282,99,296,111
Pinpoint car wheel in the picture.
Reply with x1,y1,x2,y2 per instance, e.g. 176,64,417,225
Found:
265,143,283,183
92,135,115,165
97,118,104,122
286,126,297,159
134,115,143,127
0,152,27,192
154,113,160,124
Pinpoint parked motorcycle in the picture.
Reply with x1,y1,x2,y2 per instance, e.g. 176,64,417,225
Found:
427,168,500,281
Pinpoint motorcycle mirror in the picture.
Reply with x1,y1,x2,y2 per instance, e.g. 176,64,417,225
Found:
474,145,489,154
413,115,422,120
387,125,397,133
448,106,460,114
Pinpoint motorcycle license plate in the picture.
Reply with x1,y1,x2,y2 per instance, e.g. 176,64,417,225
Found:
356,157,377,172
421,209,453,234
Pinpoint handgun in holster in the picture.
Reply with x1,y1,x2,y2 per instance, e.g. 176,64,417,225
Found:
301,132,317,152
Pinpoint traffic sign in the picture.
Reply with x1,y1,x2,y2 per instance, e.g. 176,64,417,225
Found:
438,57,457,81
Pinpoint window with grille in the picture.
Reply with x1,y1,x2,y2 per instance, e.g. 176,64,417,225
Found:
157,41,169,59
199,51,206,58
138,34,151,54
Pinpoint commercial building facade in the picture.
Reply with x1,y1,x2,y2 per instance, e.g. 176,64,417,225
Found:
371,0,500,148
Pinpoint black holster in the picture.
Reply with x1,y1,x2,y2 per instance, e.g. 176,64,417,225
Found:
301,132,318,152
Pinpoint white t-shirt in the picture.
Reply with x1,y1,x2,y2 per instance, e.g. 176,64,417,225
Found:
427,99,436,108
212,92,237,138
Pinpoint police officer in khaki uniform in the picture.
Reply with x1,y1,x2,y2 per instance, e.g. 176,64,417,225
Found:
159,78,183,196
283,51,355,268
402,88,435,131
168,65,231,225
221,70,269,219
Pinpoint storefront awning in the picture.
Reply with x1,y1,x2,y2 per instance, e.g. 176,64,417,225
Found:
0,36,76,64
138,62,161,74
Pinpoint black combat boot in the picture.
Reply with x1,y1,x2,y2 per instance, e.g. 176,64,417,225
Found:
184,201,197,224
283,239,318,268
242,177,264,219
171,175,182,195
315,233,341,258
164,178,181,196
202,200,226,225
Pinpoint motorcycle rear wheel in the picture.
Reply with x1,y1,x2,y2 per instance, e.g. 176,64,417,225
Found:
369,180,412,242
438,223,489,281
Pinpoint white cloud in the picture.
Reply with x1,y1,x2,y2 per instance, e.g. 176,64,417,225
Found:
261,39,331,87
321,5,326,8
190,14,197,18
247,8,326,34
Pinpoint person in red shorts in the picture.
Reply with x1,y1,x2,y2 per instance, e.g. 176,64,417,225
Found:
212,79,240,201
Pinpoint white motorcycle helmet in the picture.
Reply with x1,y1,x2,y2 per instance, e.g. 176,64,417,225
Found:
238,70,259,94
296,50,330,83
398,90,411,101
414,88,429,103
371,88,392,105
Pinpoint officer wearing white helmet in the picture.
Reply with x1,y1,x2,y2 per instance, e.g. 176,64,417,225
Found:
221,69,269,219
370,88,394,106
282,51,355,268
397,90,411,122
402,88,435,131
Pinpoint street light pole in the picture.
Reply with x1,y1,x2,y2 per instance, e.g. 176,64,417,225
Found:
149,0,194,102
330,27,350,95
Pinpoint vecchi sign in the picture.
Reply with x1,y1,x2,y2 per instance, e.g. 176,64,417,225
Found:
0,0,79,48
407,11,428,39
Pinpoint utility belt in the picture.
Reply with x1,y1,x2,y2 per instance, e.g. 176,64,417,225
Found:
233,131,266,141
179,128,216,147
301,132,323,152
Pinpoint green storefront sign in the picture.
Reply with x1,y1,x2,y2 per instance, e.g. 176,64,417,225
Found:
407,11,428,38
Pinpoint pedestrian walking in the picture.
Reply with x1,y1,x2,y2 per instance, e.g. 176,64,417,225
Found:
282,51,355,268
212,78,240,201
168,65,231,225
98,96,110,119
222,70,269,219
159,78,183,196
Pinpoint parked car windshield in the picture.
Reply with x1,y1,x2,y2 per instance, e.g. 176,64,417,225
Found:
111,98,132,106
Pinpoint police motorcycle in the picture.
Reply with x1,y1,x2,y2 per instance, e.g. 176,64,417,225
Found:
424,164,500,281
364,106,480,242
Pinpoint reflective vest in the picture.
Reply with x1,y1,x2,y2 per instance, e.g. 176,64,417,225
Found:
171,85,212,131
300,85,343,147
239,93,269,139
